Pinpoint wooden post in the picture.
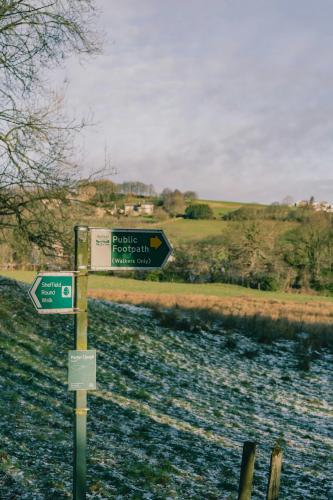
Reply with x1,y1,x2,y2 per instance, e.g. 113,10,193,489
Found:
266,445,283,500
73,225,89,500
238,441,257,500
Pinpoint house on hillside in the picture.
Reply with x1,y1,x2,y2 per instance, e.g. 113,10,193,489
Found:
295,200,309,208
295,200,333,212
124,203,140,216
316,201,333,213
123,203,154,216
140,203,154,215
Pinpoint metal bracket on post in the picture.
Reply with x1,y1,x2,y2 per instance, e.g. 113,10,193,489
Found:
73,225,89,500
74,408,89,416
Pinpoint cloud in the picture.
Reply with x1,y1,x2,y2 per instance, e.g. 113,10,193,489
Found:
51,0,333,202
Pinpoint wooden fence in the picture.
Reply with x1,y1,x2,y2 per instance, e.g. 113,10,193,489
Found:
238,442,283,500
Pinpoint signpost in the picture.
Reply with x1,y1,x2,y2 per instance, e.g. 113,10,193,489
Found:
29,224,172,499
73,225,89,500
29,272,75,314
90,228,172,270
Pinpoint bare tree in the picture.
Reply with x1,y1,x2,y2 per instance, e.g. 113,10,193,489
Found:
281,195,294,206
0,1,100,255
163,189,186,217
184,190,198,202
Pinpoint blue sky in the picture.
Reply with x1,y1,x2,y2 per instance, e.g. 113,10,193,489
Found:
54,0,333,202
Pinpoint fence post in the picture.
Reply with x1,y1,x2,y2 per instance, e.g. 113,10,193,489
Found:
238,441,257,500
266,445,283,500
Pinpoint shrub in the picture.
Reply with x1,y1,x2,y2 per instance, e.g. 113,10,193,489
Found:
185,203,214,219
249,274,282,291
223,206,263,220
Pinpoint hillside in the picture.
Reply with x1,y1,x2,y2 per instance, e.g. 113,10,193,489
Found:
194,199,266,218
0,277,332,498
3,272,333,344
60,197,269,246
3,185,331,297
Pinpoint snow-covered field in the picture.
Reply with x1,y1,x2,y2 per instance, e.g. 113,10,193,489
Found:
0,279,332,499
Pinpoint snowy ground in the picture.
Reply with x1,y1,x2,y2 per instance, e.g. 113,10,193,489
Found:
0,280,332,499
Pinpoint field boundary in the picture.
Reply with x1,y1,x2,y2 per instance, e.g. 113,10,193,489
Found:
89,288,333,349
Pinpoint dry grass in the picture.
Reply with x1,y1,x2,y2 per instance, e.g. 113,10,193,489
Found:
89,289,333,348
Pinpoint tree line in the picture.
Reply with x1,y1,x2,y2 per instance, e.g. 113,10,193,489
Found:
140,210,333,294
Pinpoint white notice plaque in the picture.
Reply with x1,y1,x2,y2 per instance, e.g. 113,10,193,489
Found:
90,228,112,270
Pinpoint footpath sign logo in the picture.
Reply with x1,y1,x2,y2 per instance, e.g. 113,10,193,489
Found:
90,228,172,270
68,350,96,391
29,272,75,314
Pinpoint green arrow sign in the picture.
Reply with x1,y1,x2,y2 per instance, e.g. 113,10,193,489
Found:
29,272,75,314
90,228,172,270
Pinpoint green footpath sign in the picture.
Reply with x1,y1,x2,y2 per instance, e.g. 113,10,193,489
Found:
29,272,74,314
68,350,96,391
90,228,172,270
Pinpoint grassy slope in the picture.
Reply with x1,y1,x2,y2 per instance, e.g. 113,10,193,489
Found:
196,199,266,218
89,196,263,218
67,197,269,244
2,271,332,304
70,215,230,246
147,219,230,244
82,217,233,245
0,278,332,499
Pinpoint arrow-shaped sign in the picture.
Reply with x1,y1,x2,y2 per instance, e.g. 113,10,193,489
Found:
29,272,75,314
30,276,42,308
90,228,173,270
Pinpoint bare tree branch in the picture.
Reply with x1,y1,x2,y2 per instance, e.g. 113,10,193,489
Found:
0,1,101,259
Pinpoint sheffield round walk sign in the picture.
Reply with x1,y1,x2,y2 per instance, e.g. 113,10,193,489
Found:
29,272,75,314
90,228,173,270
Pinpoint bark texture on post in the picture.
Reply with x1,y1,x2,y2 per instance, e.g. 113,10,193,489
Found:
238,441,257,500
266,445,283,500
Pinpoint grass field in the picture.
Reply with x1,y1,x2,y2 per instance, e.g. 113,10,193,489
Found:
1,270,332,304
62,197,269,245
146,219,231,244
2,271,333,347
0,278,332,498
69,214,231,245
68,214,297,247
197,199,266,217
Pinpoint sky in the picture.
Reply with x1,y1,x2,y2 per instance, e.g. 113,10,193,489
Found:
53,0,333,203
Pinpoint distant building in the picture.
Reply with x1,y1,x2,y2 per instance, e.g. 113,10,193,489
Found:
295,200,309,208
140,203,154,215
123,203,154,216
295,200,333,212
124,203,138,216
317,201,333,213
